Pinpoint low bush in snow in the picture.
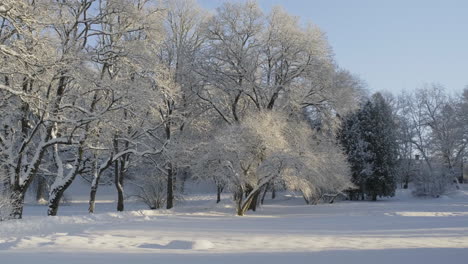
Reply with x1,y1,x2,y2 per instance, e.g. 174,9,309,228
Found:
412,167,453,197
132,174,167,210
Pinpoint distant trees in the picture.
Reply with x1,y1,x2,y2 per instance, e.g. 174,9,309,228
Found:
340,93,398,201
461,89,468,160
340,85,467,199
393,85,468,196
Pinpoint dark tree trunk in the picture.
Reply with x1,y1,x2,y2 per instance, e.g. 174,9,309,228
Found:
10,151,47,219
166,162,174,209
10,189,25,219
8,79,32,219
36,176,46,202
115,158,125,212
48,188,65,216
248,191,260,211
48,165,80,216
260,183,270,205
163,101,174,210
20,78,31,139
232,90,242,122
235,189,244,216
244,185,253,198
113,137,126,212
116,185,124,212
271,185,276,199
216,185,223,203
403,172,410,189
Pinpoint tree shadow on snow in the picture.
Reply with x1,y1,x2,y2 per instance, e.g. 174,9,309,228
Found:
139,240,194,250
1,247,467,264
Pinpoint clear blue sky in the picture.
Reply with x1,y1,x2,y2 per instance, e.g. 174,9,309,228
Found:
198,0,468,94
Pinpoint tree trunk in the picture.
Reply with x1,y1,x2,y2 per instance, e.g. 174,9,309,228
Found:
89,161,101,213
216,185,223,203
260,183,270,205
238,189,260,216
164,102,174,210
36,176,46,202
9,189,25,219
116,185,124,212
115,158,125,212
235,189,244,216
88,185,98,214
371,193,377,201
113,137,126,212
48,167,80,216
450,168,461,190
9,133,51,219
48,188,65,216
1,172,9,194
248,191,260,211
166,162,174,209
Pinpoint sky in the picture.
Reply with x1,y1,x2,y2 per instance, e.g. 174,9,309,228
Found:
197,0,468,94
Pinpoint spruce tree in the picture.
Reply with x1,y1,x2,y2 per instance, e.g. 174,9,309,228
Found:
339,93,398,200
339,109,373,200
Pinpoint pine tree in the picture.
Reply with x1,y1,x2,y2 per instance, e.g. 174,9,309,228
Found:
365,93,398,200
339,110,373,200
340,93,398,200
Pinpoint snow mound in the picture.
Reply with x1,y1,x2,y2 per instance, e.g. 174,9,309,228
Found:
192,239,215,250
446,189,468,199
139,240,214,250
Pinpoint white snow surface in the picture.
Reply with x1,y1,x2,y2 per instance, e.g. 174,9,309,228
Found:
1,186,468,264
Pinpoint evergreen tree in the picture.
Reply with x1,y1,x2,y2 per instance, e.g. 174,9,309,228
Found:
340,93,398,200
339,109,373,200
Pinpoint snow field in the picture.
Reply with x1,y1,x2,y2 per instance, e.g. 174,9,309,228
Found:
1,188,468,263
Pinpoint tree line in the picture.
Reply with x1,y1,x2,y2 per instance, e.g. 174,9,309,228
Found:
0,0,466,220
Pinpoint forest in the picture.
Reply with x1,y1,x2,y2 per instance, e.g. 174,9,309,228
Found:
0,0,467,223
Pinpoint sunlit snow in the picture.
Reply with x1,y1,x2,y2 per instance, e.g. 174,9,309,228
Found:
1,185,468,264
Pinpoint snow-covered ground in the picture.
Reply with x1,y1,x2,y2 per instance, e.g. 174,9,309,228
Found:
1,186,468,264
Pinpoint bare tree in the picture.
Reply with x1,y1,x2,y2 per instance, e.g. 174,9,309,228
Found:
396,85,467,195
